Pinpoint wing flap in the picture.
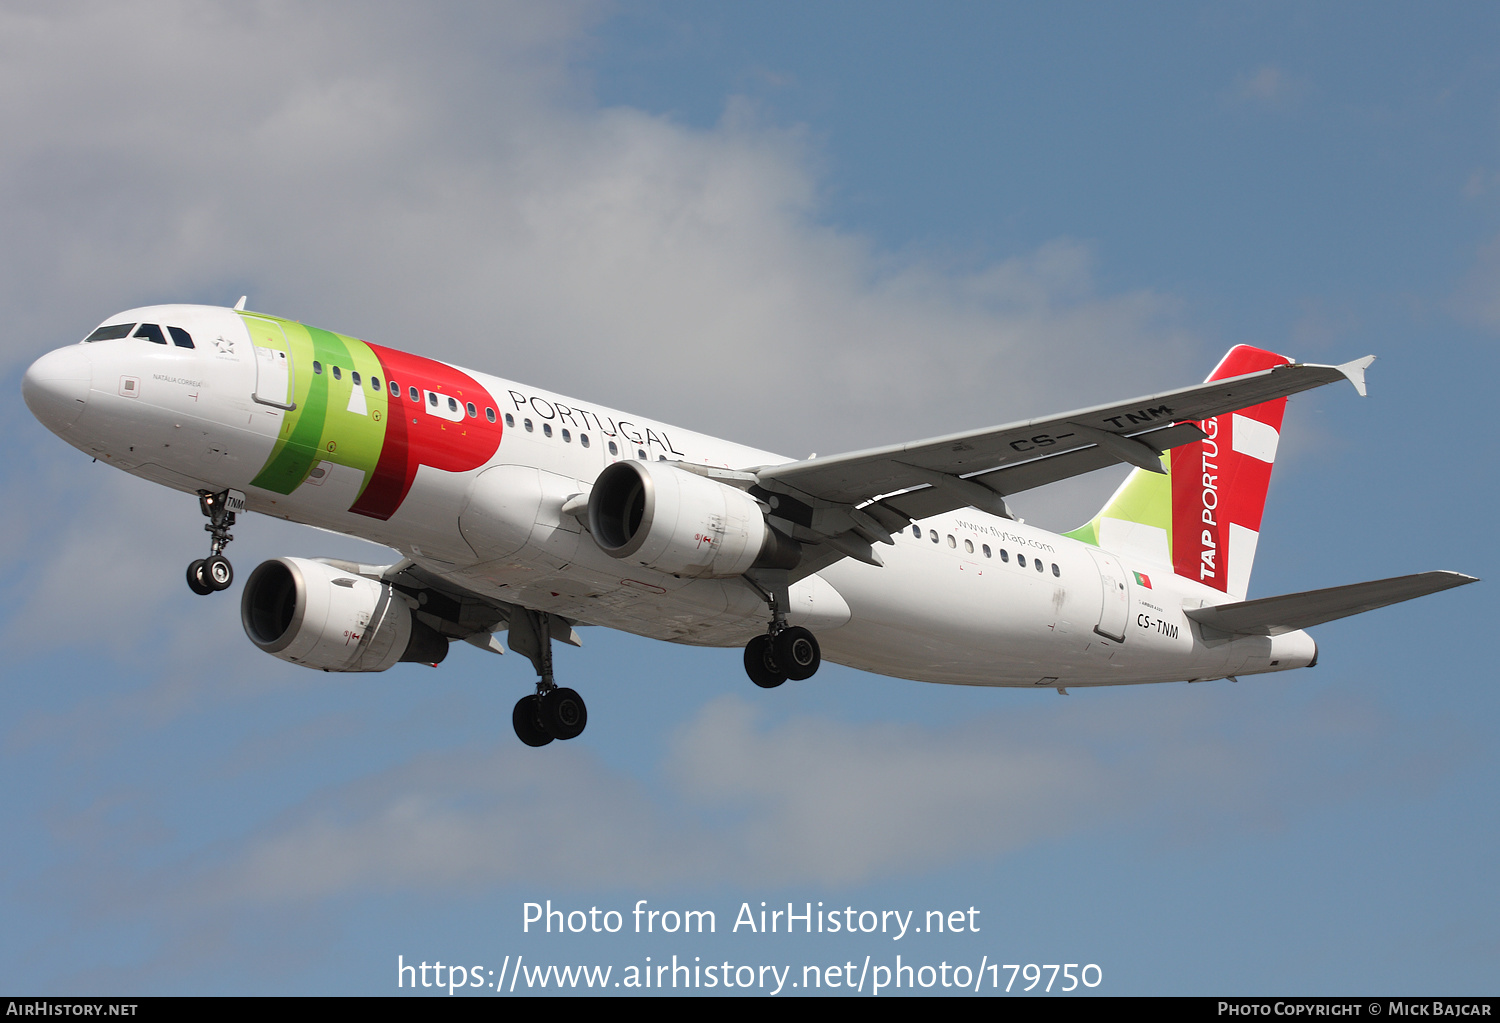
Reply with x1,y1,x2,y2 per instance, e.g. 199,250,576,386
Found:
1184,571,1478,636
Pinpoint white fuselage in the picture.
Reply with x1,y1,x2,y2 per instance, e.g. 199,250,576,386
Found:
26,304,1317,688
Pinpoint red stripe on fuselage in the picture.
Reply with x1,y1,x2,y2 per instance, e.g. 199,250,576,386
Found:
351,343,503,520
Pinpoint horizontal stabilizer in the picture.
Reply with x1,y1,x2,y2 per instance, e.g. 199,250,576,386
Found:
1185,571,1478,636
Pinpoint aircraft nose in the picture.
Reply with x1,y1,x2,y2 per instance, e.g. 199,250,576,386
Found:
22,345,92,434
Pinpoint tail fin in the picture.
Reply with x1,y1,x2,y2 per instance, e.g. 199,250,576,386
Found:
1064,345,1292,599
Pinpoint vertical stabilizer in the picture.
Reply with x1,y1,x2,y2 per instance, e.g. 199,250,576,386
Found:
1065,345,1292,598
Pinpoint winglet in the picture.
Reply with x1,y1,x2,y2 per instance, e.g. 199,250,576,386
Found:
233,295,248,311
1335,354,1375,397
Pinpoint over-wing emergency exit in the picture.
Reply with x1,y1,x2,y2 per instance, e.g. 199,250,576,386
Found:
22,303,1477,746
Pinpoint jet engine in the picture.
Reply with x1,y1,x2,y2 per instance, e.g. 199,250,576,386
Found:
240,557,448,671
587,460,796,578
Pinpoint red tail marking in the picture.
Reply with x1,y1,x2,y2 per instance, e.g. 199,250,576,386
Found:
1171,345,1290,591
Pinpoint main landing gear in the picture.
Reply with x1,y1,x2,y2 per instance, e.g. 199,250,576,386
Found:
507,607,588,747
186,489,239,595
742,586,821,689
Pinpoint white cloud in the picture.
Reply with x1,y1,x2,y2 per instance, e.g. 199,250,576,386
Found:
1,1,1199,464
107,689,1447,912
1231,65,1304,108
1451,233,1500,330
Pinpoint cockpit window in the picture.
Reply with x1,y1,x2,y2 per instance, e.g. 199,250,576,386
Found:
84,323,135,342
132,323,167,345
167,326,194,348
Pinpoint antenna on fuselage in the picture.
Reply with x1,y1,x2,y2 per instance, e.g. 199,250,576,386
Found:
233,295,247,311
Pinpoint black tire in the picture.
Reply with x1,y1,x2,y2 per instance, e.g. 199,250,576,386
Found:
744,634,787,688
186,559,213,595
204,554,234,591
512,695,554,747
541,687,587,740
774,626,821,681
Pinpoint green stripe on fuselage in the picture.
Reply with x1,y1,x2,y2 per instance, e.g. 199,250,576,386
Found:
245,313,389,500
1063,454,1173,554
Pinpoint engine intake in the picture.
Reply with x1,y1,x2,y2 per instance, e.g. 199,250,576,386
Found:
241,557,448,671
588,460,794,578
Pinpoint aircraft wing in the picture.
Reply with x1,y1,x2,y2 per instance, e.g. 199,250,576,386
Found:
743,356,1373,569
1184,571,1478,636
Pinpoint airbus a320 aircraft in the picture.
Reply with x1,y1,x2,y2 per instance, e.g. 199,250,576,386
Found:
22,302,1476,746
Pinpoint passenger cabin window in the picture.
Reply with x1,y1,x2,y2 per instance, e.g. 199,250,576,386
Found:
561,428,571,442
133,323,167,345
1000,549,1010,562
409,386,419,402
1018,554,1027,568
428,392,438,406
466,402,476,418
371,376,380,391
982,544,992,558
929,530,938,543
447,396,458,413
1035,559,1044,573
332,365,341,380
543,423,553,438
946,535,956,548
351,371,361,386
167,326,194,348
580,433,590,448
390,381,400,397
1052,563,1061,577
486,408,496,423
84,323,135,342
637,449,646,460
504,413,514,427
313,361,323,374
964,539,974,554
524,419,534,432
912,525,922,539
608,441,618,456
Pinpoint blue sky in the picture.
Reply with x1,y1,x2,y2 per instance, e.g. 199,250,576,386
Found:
1,1,1495,995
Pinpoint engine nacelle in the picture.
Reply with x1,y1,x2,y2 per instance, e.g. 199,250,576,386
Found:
240,557,448,671
587,460,783,578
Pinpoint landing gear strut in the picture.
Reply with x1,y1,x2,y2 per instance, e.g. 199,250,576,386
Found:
187,489,240,595
742,583,821,688
507,607,588,747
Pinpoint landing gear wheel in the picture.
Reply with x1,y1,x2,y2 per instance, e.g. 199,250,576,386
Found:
193,489,239,593
512,695,554,747
186,560,213,596
774,626,821,681
203,554,233,591
744,634,788,689
541,687,587,740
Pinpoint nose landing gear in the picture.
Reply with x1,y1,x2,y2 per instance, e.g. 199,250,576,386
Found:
186,489,242,595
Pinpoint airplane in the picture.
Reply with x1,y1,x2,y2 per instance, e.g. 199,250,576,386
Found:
21,301,1477,746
